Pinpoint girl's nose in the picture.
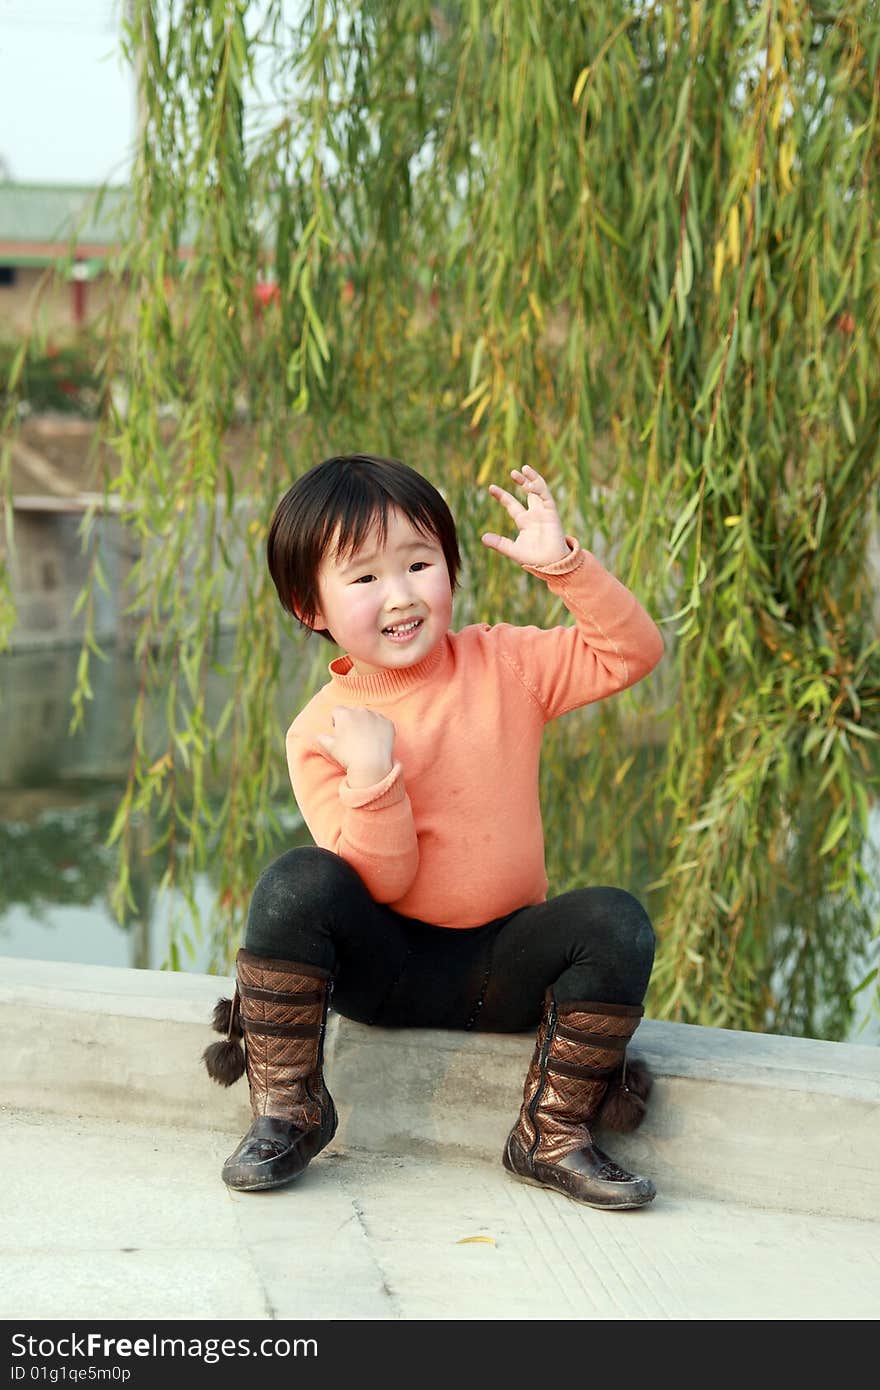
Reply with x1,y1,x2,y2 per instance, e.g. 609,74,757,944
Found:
384,571,416,606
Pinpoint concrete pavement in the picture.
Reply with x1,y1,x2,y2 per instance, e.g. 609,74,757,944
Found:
1,956,878,1320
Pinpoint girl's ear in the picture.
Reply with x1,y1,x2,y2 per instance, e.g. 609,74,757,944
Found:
291,597,327,631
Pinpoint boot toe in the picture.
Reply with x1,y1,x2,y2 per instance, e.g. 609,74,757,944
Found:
222,1116,309,1191
549,1143,656,1209
222,1108,338,1191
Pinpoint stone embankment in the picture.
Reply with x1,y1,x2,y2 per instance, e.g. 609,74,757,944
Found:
1,956,878,1320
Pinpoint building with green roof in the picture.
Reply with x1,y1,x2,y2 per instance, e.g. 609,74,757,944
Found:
0,181,128,335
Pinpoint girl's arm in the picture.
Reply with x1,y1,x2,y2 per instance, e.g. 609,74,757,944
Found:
482,466,663,719
287,731,420,902
497,540,663,719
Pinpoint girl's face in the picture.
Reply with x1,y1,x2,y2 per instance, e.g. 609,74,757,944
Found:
312,507,454,675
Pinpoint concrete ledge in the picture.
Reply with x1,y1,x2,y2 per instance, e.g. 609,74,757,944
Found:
0,957,250,1135
2,956,878,1220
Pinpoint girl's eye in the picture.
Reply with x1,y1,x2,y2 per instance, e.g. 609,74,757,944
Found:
353,574,375,584
410,561,429,572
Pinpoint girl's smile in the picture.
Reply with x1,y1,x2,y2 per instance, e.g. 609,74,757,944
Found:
382,618,424,643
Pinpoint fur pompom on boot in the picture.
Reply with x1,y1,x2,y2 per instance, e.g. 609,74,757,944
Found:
597,1056,653,1133
203,989,246,1086
203,1037,246,1086
210,996,242,1039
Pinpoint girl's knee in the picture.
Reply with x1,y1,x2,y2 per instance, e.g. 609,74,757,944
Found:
248,846,356,928
244,846,364,963
555,887,655,1005
564,886,655,971
603,888,655,964
611,886,653,932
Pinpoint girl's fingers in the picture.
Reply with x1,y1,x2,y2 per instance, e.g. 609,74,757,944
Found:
481,532,518,559
487,483,527,521
488,469,556,530
513,465,551,498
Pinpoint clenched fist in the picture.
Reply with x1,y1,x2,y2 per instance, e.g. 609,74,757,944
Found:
315,705,397,789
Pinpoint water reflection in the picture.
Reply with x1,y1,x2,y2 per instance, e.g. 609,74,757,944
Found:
0,639,310,973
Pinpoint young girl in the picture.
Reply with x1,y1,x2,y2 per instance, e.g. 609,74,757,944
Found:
205,453,664,1210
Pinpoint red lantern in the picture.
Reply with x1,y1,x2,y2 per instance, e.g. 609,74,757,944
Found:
254,280,280,308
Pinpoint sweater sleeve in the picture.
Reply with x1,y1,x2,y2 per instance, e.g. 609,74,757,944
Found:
286,731,420,902
495,535,664,721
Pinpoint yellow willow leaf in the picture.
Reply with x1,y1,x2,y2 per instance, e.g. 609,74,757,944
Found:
612,753,636,786
461,380,489,410
770,23,785,76
476,453,496,486
471,391,492,428
770,85,786,132
713,238,725,295
779,135,796,192
456,1236,496,1246
725,514,741,526
527,290,544,326
572,66,590,105
726,203,740,264
451,329,462,361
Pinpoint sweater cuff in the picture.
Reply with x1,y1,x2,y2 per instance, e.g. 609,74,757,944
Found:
338,760,405,810
520,535,585,579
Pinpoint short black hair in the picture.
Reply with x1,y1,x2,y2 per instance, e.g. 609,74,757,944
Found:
267,454,461,642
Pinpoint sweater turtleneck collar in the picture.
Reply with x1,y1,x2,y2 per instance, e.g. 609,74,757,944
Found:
327,633,450,702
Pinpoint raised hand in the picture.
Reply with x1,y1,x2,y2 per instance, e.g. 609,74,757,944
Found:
481,465,570,569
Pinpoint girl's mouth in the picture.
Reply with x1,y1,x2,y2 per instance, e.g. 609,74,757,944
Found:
382,619,424,643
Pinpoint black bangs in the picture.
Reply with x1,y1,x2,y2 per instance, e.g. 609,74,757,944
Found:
326,482,443,565
321,470,392,564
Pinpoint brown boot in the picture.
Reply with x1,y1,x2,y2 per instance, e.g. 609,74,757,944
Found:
503,992,656,1210
203,949,337,1192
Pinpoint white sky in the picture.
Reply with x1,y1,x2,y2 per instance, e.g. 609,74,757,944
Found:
0,0,307,187
0,0,134,185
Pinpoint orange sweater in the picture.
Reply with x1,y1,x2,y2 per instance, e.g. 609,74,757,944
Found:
286,537,664,928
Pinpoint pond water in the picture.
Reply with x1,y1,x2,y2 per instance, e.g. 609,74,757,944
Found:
1,641,877,1044
0,638,312,974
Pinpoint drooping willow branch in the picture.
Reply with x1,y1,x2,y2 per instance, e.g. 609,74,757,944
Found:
1,0,876,1036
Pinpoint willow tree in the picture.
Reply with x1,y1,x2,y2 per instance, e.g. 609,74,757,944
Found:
2,0,878,1038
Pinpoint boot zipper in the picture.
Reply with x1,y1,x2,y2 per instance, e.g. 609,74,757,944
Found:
526,998,557,1170
306,980,334,1116
317,979,333,1068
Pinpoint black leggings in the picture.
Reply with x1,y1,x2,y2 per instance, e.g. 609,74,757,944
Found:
243,847,654,1033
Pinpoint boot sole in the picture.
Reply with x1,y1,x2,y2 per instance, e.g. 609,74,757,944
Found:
223,1165,308,1193
503,1138,656,1211
503,1164,656,1210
